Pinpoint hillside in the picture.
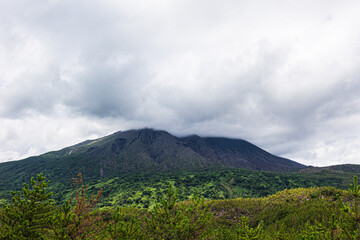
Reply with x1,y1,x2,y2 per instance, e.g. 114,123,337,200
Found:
81,167,355,209
0,164,356,208
0,128,304,197
300,164,360,173
2,128,360,207
1,128,360,209
0,128,304,175
1,127,360,238
46,128,305,174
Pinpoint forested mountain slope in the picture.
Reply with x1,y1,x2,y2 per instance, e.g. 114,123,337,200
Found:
0,128,305,202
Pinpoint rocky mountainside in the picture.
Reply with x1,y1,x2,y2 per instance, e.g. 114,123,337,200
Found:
0,128,305,188
54,128,305,174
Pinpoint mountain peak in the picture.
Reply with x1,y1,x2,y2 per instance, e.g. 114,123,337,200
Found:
61,128,305,174
0,128,305,184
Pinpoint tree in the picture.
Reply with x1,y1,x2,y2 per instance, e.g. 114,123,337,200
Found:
52,171,104,239
52,201,80,240
105,207,143,240
234,216,264,240
298,176,360,239
0,174,54,239
146,184,213,239
337,175,360,239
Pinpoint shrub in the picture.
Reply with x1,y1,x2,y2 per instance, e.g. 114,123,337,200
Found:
0,174,54,239
146,184,213,239
52,172,104,239
105,207,143,239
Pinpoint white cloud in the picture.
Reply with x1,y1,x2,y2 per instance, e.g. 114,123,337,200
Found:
1,0,360,166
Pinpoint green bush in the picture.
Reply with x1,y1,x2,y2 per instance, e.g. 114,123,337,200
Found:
105,207,143,239
0,174,54,239
146,184,214,239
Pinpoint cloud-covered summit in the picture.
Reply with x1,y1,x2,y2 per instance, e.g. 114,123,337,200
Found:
1,0,360,166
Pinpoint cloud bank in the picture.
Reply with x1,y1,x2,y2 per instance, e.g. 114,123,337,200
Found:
1,0,360,166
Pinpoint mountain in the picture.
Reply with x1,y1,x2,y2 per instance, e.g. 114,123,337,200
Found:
300,164,360,174
3,128,360,208
0,128,306,201
0,128,304,179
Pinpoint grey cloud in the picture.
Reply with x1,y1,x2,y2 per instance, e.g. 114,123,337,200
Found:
0,71,63,118
65,57,151,118
1,0,360,165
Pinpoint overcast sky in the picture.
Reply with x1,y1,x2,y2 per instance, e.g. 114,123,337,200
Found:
1,0,360,166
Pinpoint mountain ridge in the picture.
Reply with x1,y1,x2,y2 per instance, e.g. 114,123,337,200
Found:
0,128,305,186
1,128,359,207
51,128,305,174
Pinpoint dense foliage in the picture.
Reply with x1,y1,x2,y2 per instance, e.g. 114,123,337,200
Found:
2,167,352,208
0,174,54,239
1,172,360,239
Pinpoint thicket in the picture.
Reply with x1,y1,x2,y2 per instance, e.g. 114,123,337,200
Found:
0,173,360,239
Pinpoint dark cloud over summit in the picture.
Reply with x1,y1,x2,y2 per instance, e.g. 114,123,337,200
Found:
1,0,360,166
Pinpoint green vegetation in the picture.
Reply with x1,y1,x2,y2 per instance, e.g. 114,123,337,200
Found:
0,174,54,239
62,168,355,208
1,172,360,239
0,167,355,209
146,184,213,239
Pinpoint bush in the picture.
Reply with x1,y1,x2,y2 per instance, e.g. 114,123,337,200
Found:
0,174,54,239
146,184,214,239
